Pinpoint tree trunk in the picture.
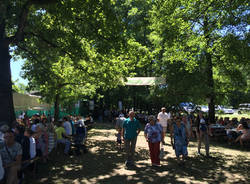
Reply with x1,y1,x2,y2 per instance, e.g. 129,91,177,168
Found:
204,14,215,124
54,93,60,122
0,38,16,128
206,49,215,123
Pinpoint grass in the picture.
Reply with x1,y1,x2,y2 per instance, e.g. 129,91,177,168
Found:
24,123,250,184
216,113,250,120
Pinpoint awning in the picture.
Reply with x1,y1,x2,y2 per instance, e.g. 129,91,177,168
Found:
124,77,166,86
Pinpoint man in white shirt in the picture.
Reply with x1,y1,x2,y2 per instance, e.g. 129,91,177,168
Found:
157,107,170,144
24,129,36,159
63,117,72,136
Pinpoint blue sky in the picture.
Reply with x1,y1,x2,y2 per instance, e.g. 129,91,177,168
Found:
11,59,28,85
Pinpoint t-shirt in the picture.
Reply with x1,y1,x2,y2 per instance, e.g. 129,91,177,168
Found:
157,112,170,127
69,120,75,135
144,123,163,143
55,127,66,140
123,118,141,140
116,117,125,129
48,132,55,153
63,121,72,136
0,142,22,166
199,118,207,132
29,137,36,159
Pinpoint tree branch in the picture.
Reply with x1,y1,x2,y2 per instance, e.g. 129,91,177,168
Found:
58,81,90,89
75,17,118,42
31,0,60,5
9,1,32,43
25,31,74,59
17,44,44,67
9,0,60,44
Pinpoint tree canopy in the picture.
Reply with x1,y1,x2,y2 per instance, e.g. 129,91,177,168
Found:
0,0,249,126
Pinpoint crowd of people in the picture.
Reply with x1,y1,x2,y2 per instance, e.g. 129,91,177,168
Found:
0,114,88,184
116,108,250,168
0,107,249,182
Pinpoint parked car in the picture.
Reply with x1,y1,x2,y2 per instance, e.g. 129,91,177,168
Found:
220,106,234,114
238,103,250,114
179,102,200,113
200,105,209,113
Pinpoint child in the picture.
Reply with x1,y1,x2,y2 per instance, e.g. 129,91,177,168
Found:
74,120,87,155
116,129,122,149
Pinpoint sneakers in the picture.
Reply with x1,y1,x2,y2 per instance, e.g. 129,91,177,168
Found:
125,160,133,168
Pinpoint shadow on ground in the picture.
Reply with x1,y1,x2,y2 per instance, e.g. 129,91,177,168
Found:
24,123,250,184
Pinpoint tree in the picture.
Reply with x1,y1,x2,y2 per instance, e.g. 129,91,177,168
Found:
13,0,131,122
0,0,61,126
149,0,250,122
0,0,129,127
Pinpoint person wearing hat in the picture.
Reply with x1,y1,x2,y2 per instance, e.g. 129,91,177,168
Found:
157,107,171,144
144,115,163,166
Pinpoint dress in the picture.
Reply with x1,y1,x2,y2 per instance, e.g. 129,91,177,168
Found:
173,123,188,157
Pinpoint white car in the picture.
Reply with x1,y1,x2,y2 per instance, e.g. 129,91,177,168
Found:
223,108,234,114
200,105,209,113
221,106,234,114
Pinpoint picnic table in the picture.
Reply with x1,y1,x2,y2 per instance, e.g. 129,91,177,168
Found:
210,124,227,137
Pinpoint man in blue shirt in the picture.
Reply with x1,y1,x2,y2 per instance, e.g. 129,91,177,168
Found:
122,111,141,167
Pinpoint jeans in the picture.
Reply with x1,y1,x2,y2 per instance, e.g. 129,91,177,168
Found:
124,137,137,164
57,139,71,154
198,131,209,156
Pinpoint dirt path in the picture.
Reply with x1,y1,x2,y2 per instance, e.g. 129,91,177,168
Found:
28,123,250,184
